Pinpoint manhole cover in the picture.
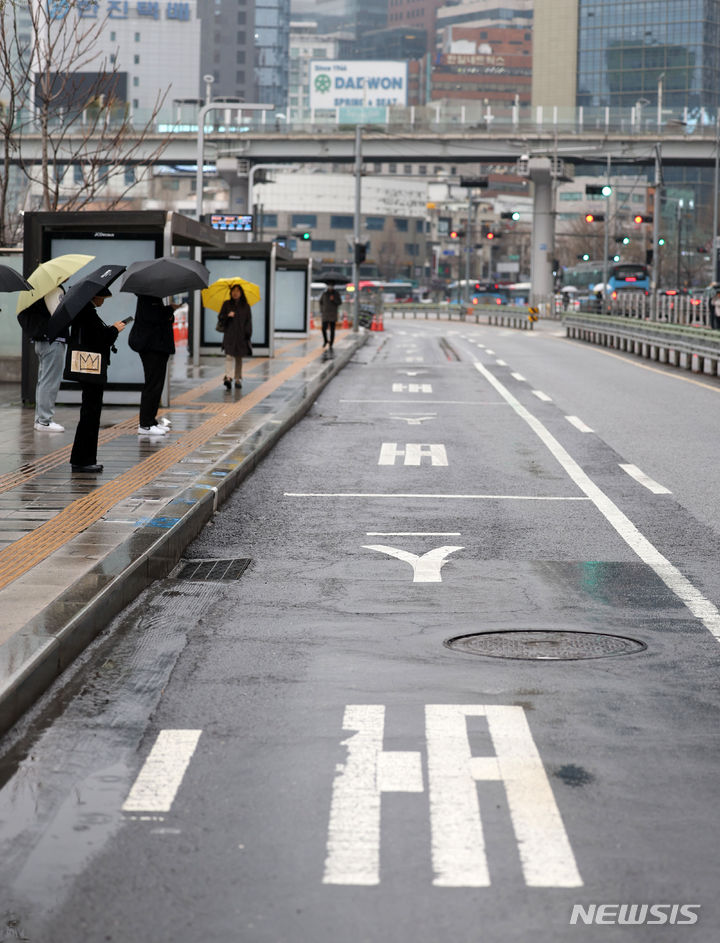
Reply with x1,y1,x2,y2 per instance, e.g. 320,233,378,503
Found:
173,558,251,582
445,630,646,661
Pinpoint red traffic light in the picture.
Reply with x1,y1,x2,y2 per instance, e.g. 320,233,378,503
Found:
633,214,643,224
449,230,459,239
584,213,605,223
486,231,495,239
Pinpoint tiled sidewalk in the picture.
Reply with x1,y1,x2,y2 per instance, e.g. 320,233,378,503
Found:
0,330,365,735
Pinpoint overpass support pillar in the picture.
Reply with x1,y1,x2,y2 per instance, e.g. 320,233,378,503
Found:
527,157,554,305
216,157,250,214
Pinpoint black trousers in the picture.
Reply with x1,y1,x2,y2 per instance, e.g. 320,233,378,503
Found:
139,351,169,428
322,321,336,347
70,382,104,466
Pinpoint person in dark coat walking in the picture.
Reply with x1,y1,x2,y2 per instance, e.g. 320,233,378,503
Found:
318,286,342,359
217,284,253,390
68,289,126,474
128,294,180,435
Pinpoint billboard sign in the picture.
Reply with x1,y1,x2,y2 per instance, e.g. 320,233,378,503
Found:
310,60,407,111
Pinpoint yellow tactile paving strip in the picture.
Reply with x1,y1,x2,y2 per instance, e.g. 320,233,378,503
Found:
0,345,322,591
0,344,302,496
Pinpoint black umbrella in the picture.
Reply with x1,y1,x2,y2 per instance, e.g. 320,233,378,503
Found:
316,271,350,285
120,257,210,296
46,264,126,340
0,265,31,292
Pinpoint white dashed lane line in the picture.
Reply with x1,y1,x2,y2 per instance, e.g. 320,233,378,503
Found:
566,416,594,433
619,464,672,495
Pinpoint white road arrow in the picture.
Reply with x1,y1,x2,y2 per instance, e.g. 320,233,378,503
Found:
362,544,463,582
389,415,437,425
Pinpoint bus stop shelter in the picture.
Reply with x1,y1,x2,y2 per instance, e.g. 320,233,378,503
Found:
21,211,223,405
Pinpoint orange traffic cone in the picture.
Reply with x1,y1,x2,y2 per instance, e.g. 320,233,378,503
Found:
310,314,316,329
377,312,384,331
341,312,350,329
370,313,378,331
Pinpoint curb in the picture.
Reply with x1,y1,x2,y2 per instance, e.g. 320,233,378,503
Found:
0,332,368,736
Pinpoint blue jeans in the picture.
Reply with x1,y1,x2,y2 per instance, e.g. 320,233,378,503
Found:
34,340,65,424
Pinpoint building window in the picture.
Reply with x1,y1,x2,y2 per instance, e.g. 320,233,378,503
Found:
125,166,136,185
330,215,353,228
237,11,245,22
395,218,409,232
418,165,427,175
404,164,412,174
312,240,336,252
559,191,582,201
365,216,385,230
110,31,116,41
132,99,139,109
133,76,139,86
237,50,245,63
405,243,419,256
236,71,245,83
389,163,397,174
291,213,317,227
262,213,278,227
134,31,140,41
237,31,245,42
134,54,140,64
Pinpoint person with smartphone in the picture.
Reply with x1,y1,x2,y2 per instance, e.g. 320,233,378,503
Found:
127,294,180,436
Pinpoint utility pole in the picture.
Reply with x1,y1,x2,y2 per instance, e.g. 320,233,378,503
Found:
601,155,611,309
352,124,362,332
651,144,662,319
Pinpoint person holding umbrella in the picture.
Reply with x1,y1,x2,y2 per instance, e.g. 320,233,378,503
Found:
318,283,342,359
217,283,253,390
46,265,127,474
127,294,180,436
15,254,94,434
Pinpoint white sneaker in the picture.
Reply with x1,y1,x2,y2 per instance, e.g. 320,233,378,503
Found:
157,417,172,428
138,424,167,436
34,420,64,432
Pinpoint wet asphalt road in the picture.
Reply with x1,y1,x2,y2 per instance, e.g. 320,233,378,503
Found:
1,320,720,943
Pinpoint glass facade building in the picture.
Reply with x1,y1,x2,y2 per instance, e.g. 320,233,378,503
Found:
255,0,291,109
576,0,720,111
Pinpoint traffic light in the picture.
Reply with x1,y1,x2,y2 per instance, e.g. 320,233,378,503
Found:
577,253,591,261
354,242,368,264
646,249,654,265
615,236,630,245
586,184,613,197
633,214,653,224
584,213,605,223
500,211,521,221
292,230,312,241
449,230,464,239
657,236,666,246
485,230,502,240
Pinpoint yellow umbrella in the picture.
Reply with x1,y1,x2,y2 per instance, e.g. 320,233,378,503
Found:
201,276,261,311
16,254,95,314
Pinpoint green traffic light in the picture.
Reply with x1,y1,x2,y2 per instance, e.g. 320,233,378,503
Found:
622,236,630,245
302,232,311,240
601,185,612,197
582,253,590,261
658,237,666,246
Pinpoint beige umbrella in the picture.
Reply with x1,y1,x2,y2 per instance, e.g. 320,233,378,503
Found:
15,254,95,314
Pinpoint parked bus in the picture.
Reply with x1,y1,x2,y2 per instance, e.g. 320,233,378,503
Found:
450,280,509,305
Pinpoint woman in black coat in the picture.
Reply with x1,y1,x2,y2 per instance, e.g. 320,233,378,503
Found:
128,294,179,435
68,290,126,473
217,284,252,390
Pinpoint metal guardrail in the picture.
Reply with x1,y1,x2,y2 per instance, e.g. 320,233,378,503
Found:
564,312,720,376
383,304,536,330
556,294,711,327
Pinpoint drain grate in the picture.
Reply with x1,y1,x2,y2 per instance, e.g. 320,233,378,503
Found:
445,630,646,661
173,558,252,582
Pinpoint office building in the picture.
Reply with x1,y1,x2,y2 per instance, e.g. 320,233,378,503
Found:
198,0,256,103
533,0,720,113
288,21,354,123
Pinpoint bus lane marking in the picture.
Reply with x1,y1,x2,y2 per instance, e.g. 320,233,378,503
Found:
322,705,582,887
378,443,449,466
362,545,463,582
474,360,720,643
392,383,433,393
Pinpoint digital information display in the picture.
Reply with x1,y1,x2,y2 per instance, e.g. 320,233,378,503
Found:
210,214,253,232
